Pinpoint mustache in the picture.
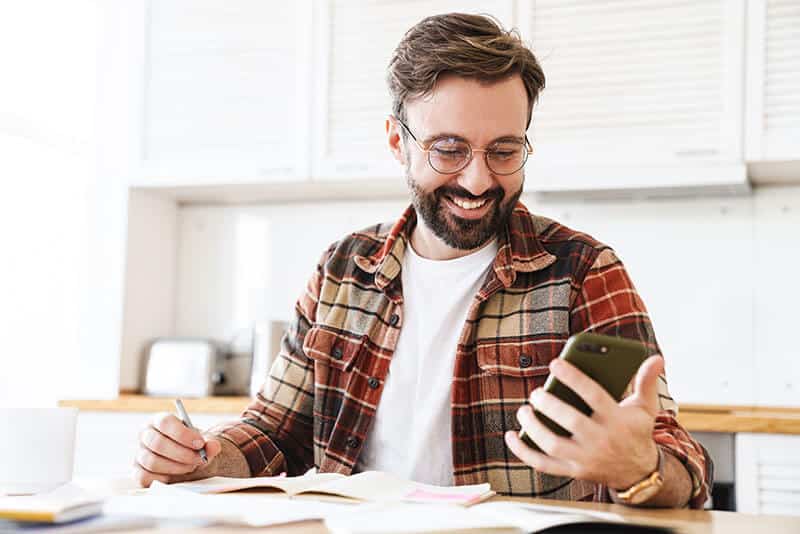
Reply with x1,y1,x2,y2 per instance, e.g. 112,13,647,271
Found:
435,185,504,202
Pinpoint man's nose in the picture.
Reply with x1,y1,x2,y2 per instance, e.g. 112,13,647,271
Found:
457,151,495,197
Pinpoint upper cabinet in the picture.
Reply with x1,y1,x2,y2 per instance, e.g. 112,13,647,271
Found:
310,0,514,182
125,0,312,188
745,0,800,174
102,0,799,198
519,0,748,193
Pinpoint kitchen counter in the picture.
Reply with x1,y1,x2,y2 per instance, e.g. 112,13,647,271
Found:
58,396,800,434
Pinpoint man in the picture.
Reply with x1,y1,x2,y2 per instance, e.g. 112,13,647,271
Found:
134,13,711,508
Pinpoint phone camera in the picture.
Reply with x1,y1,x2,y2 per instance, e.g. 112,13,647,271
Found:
578,343,609,355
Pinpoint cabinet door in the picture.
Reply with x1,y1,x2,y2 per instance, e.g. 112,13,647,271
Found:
745,0,800,162
311,0,514,182
519,0,747,192
736,433,800,515
132,0,312,186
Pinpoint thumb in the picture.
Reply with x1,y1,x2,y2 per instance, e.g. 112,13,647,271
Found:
629,355,664,415
203,437,223,462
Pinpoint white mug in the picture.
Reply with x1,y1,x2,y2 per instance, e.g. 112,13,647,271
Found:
0,407,78,495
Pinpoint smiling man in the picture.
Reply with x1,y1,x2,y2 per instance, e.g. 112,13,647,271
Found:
133,13,712,508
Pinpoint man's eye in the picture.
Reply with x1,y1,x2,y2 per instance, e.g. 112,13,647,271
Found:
434,148,467,157
490,150,519,159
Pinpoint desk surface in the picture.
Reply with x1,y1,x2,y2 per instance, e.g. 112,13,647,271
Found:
116,495,800,534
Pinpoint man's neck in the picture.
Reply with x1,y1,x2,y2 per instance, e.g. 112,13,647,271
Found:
409,221,489,261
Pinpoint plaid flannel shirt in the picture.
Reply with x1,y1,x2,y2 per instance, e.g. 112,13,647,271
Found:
211,203,712,507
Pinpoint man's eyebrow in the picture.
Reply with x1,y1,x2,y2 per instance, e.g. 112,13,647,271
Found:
421,132,526,145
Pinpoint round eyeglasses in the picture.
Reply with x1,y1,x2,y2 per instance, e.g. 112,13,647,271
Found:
394,117,533,176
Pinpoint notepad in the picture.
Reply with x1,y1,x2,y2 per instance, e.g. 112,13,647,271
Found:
0,485,102,524
165,470,494,506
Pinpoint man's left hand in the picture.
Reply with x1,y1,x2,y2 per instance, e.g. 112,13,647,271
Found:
504,354,664,490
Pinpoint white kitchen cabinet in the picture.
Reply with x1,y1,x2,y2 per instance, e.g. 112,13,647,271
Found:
73,411,239,479
102,0,312,189
518,0,748,193
736,433,800,516
745,0,800,174
310,0,514,182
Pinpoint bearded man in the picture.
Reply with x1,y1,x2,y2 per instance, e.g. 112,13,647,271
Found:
133,13,712,509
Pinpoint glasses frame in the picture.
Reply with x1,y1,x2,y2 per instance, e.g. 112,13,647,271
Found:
393,117,533,176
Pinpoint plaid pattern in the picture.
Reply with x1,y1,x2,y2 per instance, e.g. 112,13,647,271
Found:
210,203,711,508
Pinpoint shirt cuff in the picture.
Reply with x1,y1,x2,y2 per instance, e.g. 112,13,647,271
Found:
208,420,287,477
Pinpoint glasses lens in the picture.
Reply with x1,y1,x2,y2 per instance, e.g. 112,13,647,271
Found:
487,142,528,175
428,138,471,173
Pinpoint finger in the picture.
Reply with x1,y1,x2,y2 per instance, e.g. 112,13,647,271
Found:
136,448,198,476
549,358,617,416
517,404,582,460
504,431,576,478
529,388,595,441
133,463,171,488
151,412,206,450
629,355,664,415
140,426,203,465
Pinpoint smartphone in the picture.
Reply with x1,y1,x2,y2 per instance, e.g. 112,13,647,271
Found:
519,332,649,450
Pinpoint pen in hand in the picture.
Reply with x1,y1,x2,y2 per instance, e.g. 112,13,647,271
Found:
174,398,208,463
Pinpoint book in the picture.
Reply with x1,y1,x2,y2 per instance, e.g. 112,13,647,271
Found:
324,501,675,534
0,488,102,524
163,470,494,506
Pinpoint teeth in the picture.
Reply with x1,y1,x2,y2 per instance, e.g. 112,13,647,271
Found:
450,197,488,210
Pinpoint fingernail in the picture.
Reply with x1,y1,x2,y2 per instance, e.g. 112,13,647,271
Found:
192,439,205,449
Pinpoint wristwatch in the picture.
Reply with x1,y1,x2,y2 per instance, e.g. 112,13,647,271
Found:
609,446,665,505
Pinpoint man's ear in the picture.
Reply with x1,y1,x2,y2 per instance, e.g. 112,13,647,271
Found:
386,117,406,166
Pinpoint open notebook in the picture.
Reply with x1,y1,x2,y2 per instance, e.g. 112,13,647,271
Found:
162,470,494,506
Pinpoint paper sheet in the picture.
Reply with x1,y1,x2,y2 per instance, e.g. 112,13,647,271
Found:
104,483,355,527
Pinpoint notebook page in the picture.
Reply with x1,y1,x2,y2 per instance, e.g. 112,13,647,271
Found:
298,471,493,505
165,472,344,495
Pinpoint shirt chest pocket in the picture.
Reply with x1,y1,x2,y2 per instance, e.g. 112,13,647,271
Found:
474,339,569,401
475,342,553,379
302,326,365,374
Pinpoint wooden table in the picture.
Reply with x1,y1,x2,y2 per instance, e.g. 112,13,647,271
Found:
60,396,800,434
117,494,800,534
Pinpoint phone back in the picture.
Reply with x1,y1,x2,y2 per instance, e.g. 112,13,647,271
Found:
535,332,649,438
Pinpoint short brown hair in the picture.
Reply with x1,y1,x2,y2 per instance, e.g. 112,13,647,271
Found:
387,13,545,128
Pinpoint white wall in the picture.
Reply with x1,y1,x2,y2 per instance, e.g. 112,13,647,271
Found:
0,1,98,407
162,184,800,408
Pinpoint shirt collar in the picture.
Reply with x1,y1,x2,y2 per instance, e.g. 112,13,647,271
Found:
354,202,556,290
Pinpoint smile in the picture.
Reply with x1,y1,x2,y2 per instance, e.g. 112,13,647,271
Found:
448,196,489,210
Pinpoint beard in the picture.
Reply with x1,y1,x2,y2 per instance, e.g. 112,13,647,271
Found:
406,171,523,251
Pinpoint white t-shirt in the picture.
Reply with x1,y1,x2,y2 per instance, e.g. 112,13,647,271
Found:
356,238,499,485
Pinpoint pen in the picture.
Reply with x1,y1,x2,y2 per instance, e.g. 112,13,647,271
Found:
174,398,208,463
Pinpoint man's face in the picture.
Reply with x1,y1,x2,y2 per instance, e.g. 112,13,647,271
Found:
391,75,528,252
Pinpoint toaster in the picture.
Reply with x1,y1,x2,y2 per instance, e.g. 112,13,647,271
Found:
142,338,252,397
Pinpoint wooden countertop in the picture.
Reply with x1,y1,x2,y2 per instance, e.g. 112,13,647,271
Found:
58,396,800,434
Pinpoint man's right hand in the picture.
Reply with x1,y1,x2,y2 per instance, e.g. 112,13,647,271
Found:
134,412,223,488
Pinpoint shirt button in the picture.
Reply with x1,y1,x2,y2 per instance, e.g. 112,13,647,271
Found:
345,436,360,449
519,355,532,368
368,377,379,389
331,347,343,360
389,314,400,326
